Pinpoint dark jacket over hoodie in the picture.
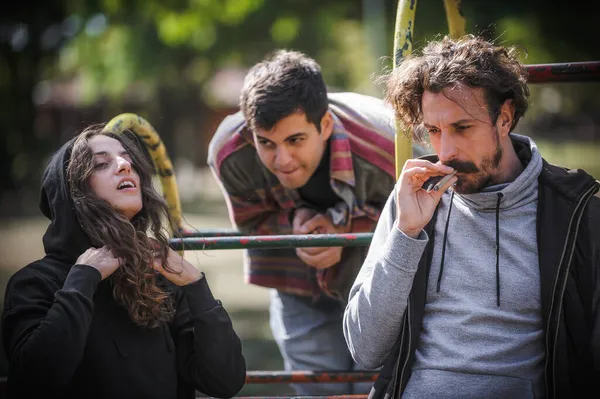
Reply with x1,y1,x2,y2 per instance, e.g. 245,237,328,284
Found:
344,135,600,398
1,138,246,399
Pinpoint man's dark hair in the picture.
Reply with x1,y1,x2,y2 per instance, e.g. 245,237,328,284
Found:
383,34,530,142
240,49,329,133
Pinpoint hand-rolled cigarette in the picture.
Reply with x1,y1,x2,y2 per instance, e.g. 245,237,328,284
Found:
433,170,457,192
426,170,457,193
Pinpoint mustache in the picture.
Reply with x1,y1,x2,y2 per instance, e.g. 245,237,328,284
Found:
443,159,479,174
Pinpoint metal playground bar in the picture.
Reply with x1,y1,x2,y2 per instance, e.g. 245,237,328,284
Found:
100,0,600,397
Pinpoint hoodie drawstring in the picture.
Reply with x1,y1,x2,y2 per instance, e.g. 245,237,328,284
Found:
495,192,503,306
436,190,504,307
436,190,455,293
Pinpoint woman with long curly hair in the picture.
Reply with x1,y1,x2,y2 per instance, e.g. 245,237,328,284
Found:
1,125,246,399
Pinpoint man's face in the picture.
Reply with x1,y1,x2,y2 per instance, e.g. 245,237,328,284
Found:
253,111,333,189
422,86,507,194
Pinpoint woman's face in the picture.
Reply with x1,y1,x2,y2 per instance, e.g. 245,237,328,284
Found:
88,135,142,220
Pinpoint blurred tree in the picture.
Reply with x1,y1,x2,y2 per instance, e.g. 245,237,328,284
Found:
1,0,599,215
0,1,68,192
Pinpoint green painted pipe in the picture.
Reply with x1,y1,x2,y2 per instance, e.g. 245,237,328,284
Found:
169,233,374,251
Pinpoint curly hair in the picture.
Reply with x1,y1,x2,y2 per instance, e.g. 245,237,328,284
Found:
67,125,176,328
383,34,530,142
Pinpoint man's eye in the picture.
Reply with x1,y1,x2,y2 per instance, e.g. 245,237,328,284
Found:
428,129,440,135
456,125,471,131
289,137,303,144
259,141,274,148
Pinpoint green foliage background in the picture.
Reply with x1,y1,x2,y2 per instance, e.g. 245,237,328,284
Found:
1,0,599,214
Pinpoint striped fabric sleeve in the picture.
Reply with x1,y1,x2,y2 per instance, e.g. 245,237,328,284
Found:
208,156,293,236
226,192,294,236
351,216,378,233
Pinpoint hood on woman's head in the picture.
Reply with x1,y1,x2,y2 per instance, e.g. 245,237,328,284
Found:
40,137,92,264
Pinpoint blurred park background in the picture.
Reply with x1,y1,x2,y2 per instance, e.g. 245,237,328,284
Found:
1,0,599,395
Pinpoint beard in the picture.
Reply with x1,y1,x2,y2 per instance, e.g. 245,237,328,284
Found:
443,131,504,194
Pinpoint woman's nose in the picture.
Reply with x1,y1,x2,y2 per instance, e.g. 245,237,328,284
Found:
115,157,132,174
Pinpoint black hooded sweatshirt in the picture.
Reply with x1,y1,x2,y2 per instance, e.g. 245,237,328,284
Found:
1,138,246,399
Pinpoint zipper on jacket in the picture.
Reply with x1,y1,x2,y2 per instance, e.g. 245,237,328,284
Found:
393,298,412,399
544,181,599,398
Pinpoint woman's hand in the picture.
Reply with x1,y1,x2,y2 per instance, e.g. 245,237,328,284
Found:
153,247,203,286
76,246,122,280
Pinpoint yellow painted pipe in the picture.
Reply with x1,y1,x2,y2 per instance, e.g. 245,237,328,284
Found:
443,0,466,39
392,0,417,178
103,114,183,241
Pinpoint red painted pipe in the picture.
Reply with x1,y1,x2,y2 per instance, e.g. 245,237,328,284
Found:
526,61,600,83
245,371,378,384
235,396,368,399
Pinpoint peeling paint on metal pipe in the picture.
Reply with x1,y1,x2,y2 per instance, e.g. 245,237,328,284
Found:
169,233,373,251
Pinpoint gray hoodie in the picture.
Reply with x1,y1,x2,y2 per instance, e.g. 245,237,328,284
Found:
343,134,546,398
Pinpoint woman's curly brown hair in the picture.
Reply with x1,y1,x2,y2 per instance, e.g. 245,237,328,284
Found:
67,125,176,328
383,34,530,142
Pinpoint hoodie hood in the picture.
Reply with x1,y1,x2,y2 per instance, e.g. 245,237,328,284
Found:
40,137,92,265
427,133,543,307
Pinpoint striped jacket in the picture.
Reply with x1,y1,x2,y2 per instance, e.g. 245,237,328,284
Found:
208,92,426,299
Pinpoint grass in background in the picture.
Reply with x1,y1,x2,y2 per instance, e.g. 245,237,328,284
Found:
228,309,296,396
535,139,600,179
